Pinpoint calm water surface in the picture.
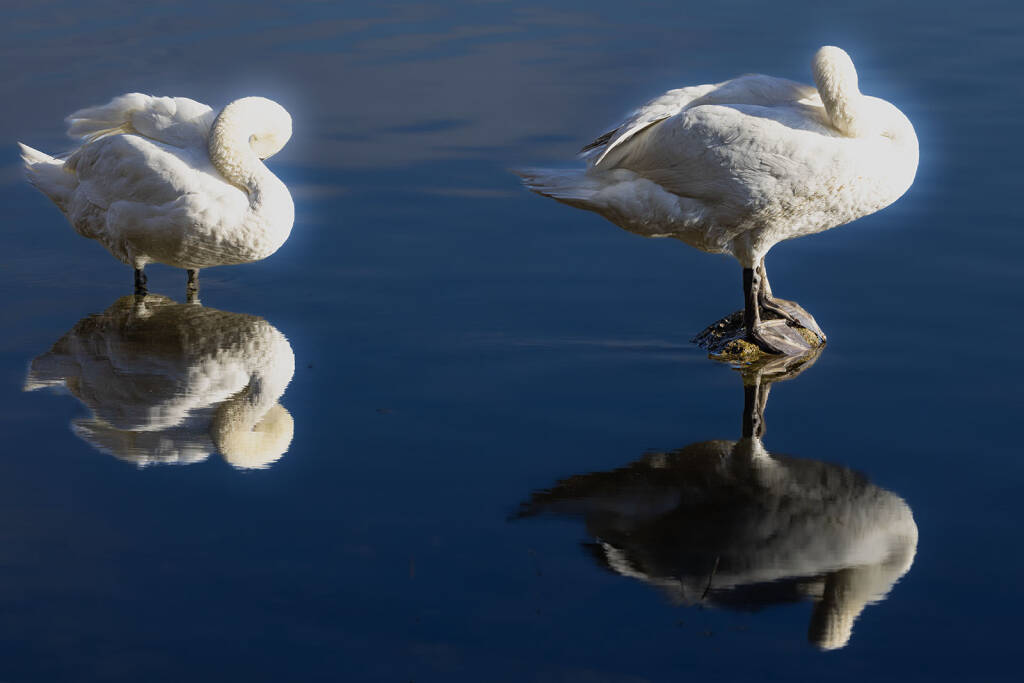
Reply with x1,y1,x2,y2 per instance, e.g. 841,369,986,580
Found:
2,1,1022,680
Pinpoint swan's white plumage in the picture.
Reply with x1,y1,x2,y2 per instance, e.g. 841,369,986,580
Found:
520,438,917,650
522,46,918,268
518,352,917,650
24,295,296,469
19,93,294,272
65,93,216,148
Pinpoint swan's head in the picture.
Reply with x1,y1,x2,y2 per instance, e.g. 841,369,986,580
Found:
812,46,865,137
215,96,292,160
215,402,294,470
235,97,292,160
806,493,918,650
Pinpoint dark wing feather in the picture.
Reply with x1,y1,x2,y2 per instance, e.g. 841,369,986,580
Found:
580,128,618,154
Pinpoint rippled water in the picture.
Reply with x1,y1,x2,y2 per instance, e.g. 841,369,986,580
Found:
2,1,1023,680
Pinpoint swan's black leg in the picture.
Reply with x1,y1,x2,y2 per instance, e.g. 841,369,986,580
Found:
186,269,200,304
134,268,148,295
743,267,785,354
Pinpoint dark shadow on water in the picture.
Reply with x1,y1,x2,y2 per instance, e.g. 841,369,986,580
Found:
515,348,918,650
23,294,296,470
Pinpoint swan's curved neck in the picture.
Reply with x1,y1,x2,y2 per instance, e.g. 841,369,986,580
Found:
213,374,275,440
212,375,292,469
812,47,865,137
208,101,268,199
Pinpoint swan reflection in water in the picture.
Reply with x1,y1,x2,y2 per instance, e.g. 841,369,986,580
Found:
24,295,295,469
517,352,917,650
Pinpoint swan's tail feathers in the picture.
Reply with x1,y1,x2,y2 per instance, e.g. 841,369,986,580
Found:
18,142,52,167
515,167,603,209
23,350,74,391
23,373,64,392
65,93,148,141
18,143,76,211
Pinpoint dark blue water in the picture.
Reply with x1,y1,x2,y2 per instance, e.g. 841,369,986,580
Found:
2,1,1022,680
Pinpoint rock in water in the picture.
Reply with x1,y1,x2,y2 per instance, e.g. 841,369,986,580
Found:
693,300,825,363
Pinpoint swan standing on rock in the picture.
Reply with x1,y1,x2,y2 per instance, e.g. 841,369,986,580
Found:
19,94,294,297
519,46,918,354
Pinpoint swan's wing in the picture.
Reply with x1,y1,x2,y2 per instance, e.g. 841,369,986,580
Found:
64,133,246,263
685,75,818,110
72,418,214,466
68,133,235,211
584,82,719,166
517,441,735,522
66,93,216,149
603,102,840,229
589,75,819,169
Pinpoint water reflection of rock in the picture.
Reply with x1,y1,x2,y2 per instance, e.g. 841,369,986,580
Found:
25,295,296,469
517,351,917,650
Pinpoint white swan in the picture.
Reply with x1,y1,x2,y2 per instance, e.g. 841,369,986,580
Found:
519,438,918,652
516,353,917,650
519,46,918,353
18,93,295,296
24,295,296,469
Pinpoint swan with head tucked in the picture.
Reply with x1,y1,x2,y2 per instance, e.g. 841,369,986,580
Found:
18,94,294,297
518,46,918,354
24,294,296,469
516,351,918,650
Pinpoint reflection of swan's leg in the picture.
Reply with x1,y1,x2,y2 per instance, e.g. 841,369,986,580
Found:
700,556,720,601
741,380,770,438
757,259,827,341
134,268,147,295
186,269,199,303
743,267,785,354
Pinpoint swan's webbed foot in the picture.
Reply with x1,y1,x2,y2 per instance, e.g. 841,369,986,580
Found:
134,268,148,295
758,295,827,342
745,320,814,356
186,269,200,304
693,264,824,359
756,259,826,342
742,266,819,356
745,324,787,355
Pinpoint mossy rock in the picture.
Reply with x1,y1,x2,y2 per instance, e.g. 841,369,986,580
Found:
692,305,825,365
